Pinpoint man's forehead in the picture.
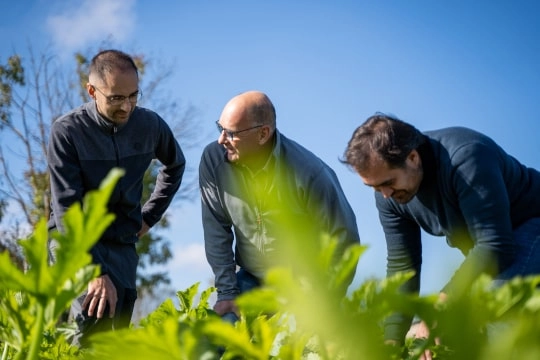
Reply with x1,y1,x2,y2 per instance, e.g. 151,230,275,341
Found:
359,157,394,186
221,105,250,126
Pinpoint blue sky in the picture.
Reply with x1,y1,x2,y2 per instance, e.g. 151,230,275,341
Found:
2,0,540,300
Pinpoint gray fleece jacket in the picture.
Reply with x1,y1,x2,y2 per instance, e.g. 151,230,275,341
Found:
199,130,360,302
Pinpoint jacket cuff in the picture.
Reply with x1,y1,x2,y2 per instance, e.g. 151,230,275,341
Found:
142,213,159,228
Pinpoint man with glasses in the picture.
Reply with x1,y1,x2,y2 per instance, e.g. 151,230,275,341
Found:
341,113,540,359
47,49,185,345
199,90,360,322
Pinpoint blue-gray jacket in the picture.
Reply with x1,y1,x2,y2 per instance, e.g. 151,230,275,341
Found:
378,126,540,341
48,102,185,278
200,130,360,302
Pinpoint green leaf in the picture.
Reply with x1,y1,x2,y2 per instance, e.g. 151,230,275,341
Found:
86,318,185,360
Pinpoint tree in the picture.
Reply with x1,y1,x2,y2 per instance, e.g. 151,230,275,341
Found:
0,43,205,302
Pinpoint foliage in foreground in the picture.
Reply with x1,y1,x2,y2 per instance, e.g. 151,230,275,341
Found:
0,168,123,360
1,169,540,359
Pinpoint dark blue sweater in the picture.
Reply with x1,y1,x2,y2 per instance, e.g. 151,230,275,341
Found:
377,126,540,341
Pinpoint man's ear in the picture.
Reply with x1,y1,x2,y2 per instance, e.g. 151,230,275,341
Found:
86,83,96,99
408,149,421,166
258,125,272,144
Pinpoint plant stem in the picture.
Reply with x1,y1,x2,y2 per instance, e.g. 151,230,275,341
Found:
25,303,45,360
2,342,9,360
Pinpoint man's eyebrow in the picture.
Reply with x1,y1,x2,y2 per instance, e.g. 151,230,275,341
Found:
364,179,393,188
110,89,139,98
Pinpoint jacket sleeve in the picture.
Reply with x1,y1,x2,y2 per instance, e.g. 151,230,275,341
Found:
442,142,515,296
198,146,239,301
376,192,422,343
48,120,84,232
141,117,186,227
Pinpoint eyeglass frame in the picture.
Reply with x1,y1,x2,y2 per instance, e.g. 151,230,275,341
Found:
90,84,142,106
216,120,264,141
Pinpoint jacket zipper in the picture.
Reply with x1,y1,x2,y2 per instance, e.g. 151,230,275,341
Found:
112,126,120,166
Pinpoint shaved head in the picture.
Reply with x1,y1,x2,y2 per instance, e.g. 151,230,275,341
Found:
217,90,277,168
223,91,276,128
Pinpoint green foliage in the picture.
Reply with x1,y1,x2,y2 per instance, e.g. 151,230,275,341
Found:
2,171,540,358
0,168,124,360
83,283,218,360
78,237,540,360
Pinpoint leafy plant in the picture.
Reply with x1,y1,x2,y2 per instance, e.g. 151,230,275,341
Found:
2,170,540,359
0,168,124,360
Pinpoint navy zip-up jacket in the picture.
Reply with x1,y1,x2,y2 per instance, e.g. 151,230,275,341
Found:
378,126,540,341
48,101,185,275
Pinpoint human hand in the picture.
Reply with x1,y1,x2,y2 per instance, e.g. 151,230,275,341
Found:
137,220,150,238
415,293,447,360
82,274,118,319
412,320,441,360
213,299,239,317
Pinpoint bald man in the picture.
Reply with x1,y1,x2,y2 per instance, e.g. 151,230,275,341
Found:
199,91,360,321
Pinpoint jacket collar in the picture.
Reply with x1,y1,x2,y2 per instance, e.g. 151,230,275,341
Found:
84,101,129,134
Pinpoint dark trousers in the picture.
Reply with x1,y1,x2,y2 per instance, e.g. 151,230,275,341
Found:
69,241,138,347
48,236,139,347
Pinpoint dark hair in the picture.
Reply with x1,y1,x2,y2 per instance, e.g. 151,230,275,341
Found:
340,113,425,172
89,49,138,82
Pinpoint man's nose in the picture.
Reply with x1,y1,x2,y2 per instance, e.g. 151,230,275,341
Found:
217,130,227,144
380,187,394,199
120,98,133,111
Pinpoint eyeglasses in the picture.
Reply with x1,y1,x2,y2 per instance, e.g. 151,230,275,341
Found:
216,120,264,141
91,85,142,106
